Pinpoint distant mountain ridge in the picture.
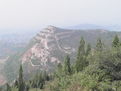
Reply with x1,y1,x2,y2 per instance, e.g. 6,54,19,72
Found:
67,24,121,31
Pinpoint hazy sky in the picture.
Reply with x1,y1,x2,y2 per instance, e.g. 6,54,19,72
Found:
0,0,121,31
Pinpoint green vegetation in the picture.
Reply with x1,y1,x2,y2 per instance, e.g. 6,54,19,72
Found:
43,35,121,91
18,65,25,91
2,35,121,91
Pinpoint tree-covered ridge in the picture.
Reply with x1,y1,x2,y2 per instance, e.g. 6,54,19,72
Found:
2,35,121,91
4,27,121,84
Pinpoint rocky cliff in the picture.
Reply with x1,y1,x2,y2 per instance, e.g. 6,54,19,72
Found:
21,26,77,71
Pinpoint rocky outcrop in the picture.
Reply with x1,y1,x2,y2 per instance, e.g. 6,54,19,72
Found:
21,26,111,71
21,26,76,71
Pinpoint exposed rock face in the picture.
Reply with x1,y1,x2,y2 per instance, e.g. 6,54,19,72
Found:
20,25,115,72
21,26,76,71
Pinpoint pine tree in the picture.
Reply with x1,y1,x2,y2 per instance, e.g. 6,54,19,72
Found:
38,72,45,89
56,63,63,78
112,35,120,48
42,71,47,81
75,56,87,72
75,37,86,72
79,37,85,55
35,72,39,90
86,43,91,56
64,55,71,75
96,38,103,52
57,63,63,73
18,65,25,91
6,83,11,91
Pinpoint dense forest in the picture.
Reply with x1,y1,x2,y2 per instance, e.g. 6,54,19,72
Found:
1,35,121,91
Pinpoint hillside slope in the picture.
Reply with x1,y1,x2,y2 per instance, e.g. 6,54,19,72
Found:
4,25,121,82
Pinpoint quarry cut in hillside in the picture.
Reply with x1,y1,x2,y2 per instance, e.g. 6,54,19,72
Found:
21,26,76,71
19,25,120,72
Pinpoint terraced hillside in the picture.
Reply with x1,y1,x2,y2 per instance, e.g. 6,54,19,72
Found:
4,25,121,82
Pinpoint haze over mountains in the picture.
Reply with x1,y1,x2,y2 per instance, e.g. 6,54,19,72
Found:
0,30,38,58
67,24,121,31
1,25,121,84
0,23,121,58
0,0,120,90
0,24,121,85
1,23,121,58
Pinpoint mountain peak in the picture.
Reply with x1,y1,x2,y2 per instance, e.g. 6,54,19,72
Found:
47,25,58,30
47,25,57,28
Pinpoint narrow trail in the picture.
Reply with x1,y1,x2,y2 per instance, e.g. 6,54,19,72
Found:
30,59,40,67
54,31,75,54
56,31,75,36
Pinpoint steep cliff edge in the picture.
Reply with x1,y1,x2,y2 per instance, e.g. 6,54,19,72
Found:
21,26,76,72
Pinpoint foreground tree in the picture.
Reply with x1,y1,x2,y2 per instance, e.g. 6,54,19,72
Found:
75,37,87,72
64,55,71,75
18,65,25,91
57,63,63,74
6,83,11,91
96,38,103,52
112,35,120,48
86,43,91,56
78,37,85,55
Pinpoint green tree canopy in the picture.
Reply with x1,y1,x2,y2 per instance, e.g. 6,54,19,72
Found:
75,37,87,72
112,35,120,48
18,65,25,91
96,38,103,52
86,43,91,56
6,83,11,91
64,55,71,75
